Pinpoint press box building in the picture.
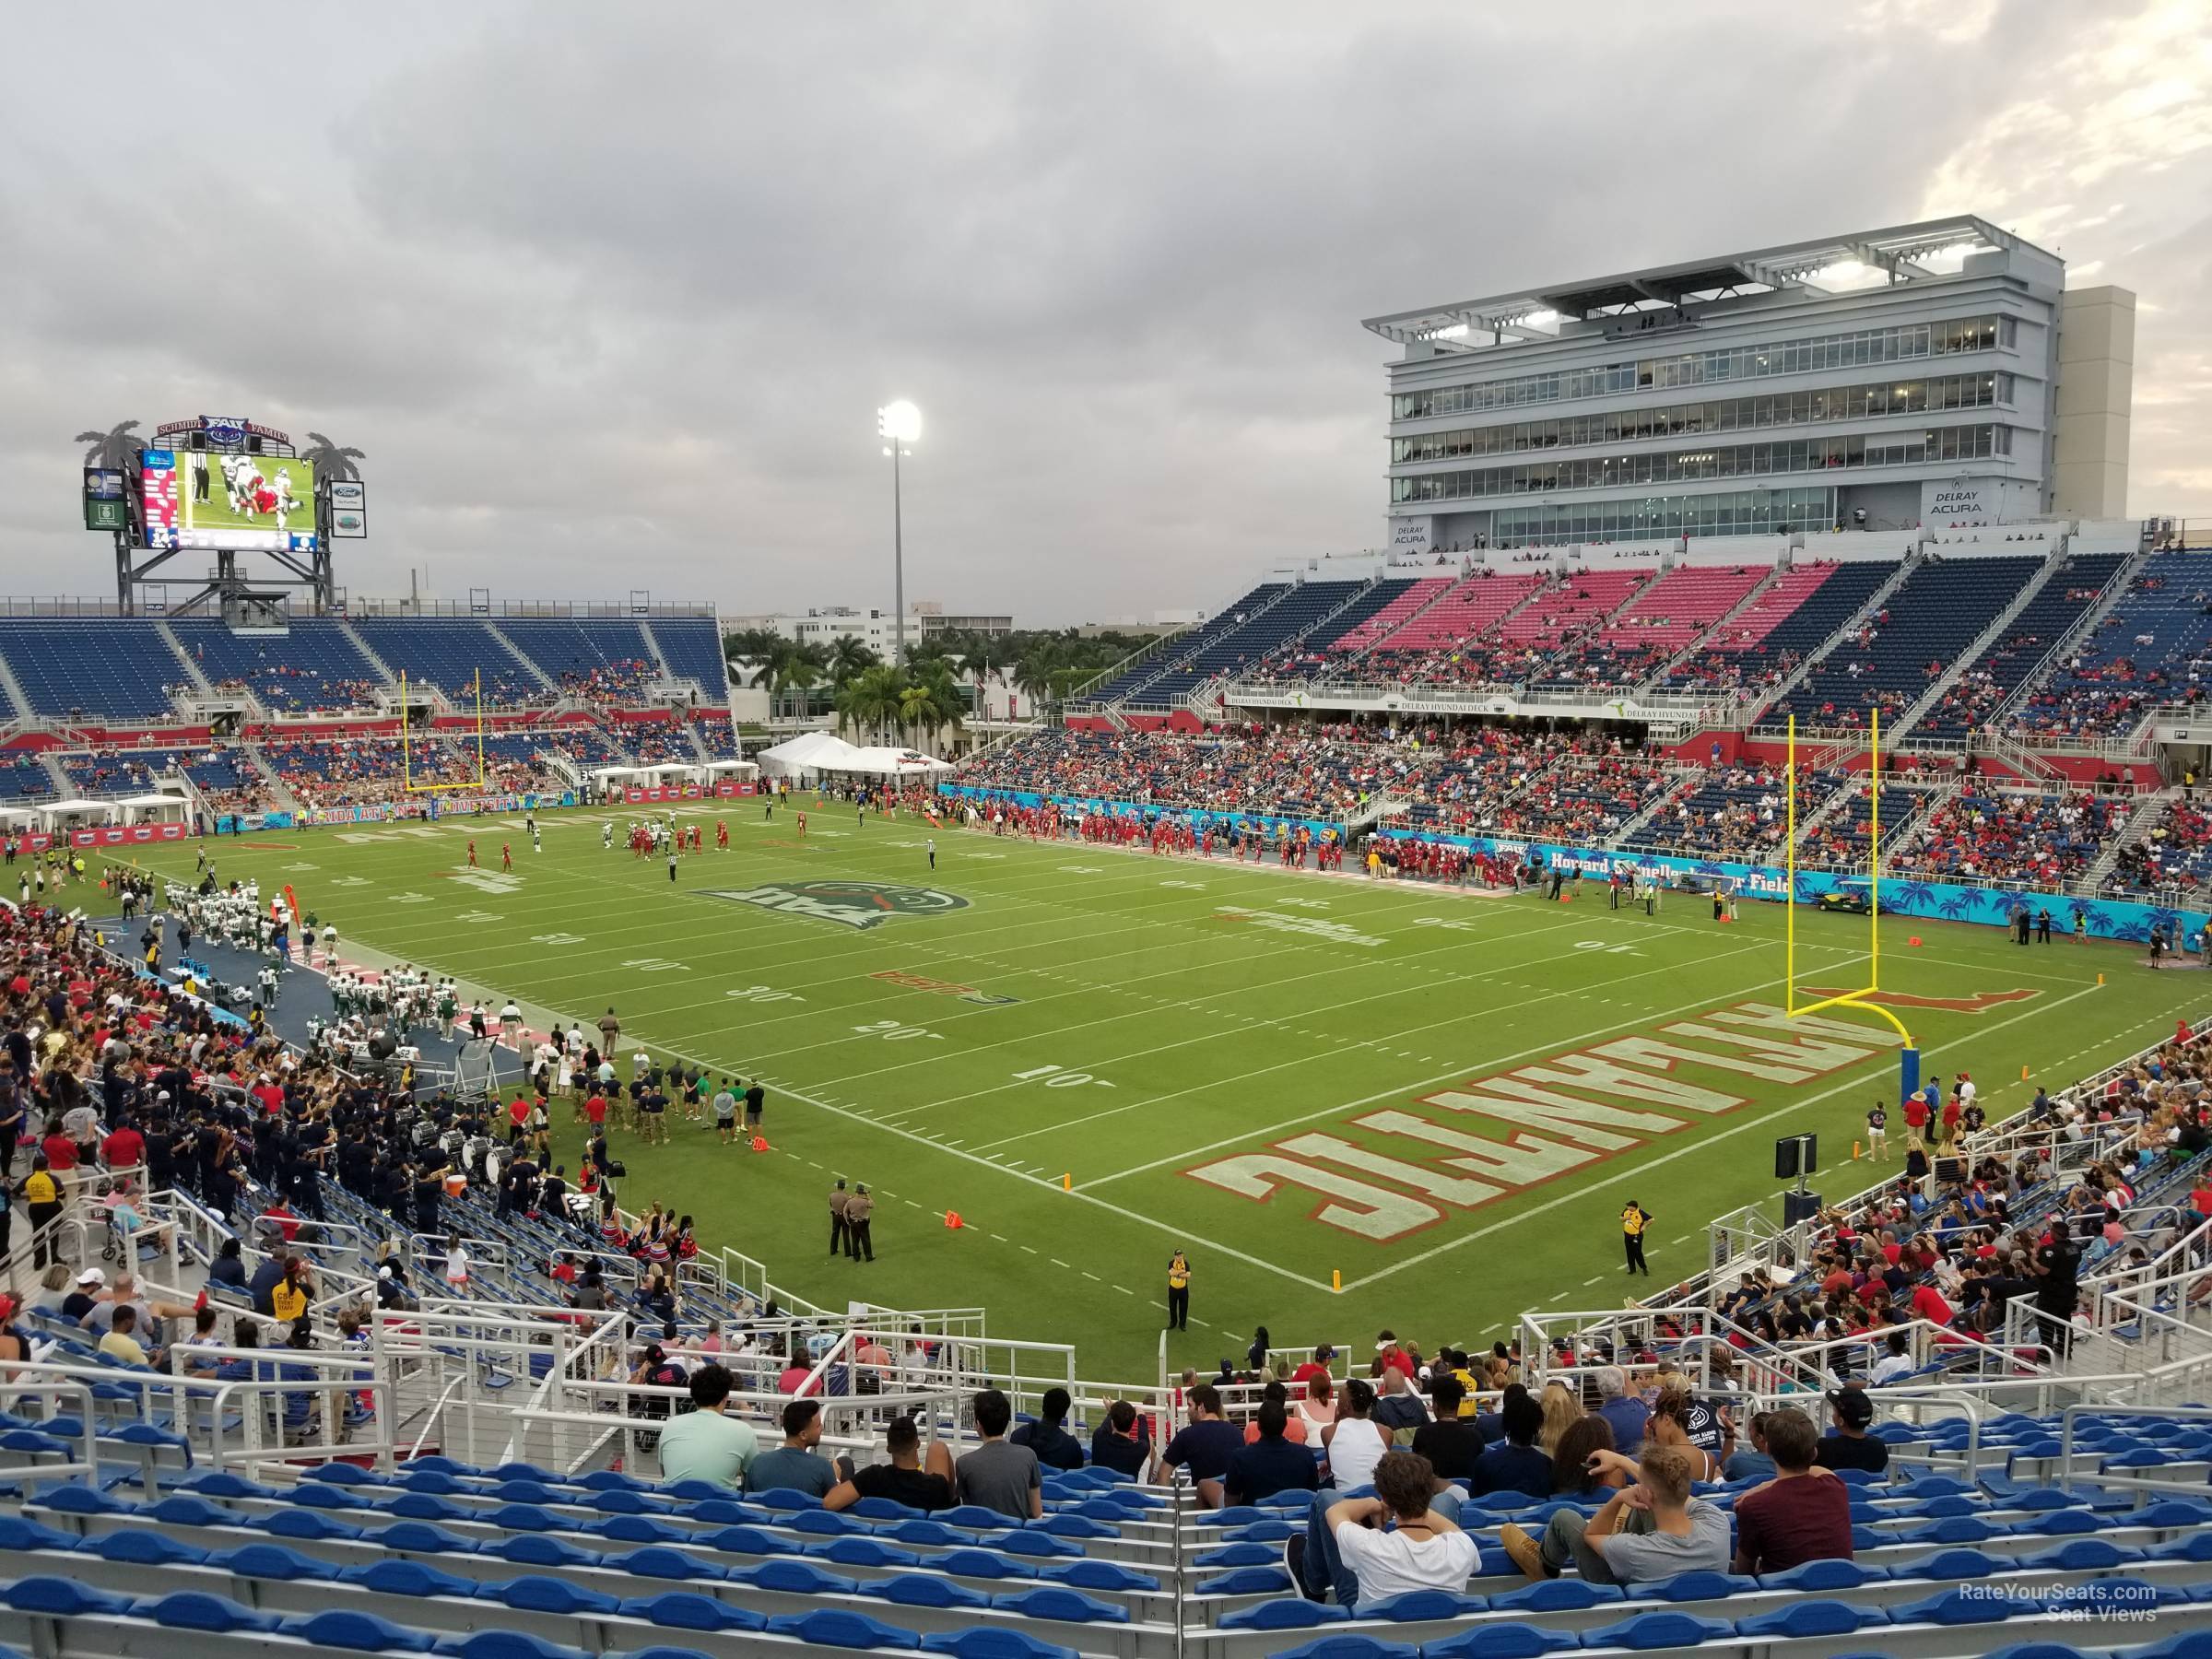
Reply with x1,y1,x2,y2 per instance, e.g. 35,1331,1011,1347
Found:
1367,216,2133,553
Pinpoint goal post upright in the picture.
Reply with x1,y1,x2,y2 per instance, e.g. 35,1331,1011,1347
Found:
1781,712,1917,1103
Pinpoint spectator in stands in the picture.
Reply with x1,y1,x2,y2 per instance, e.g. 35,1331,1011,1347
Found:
956,1387,1042,1520
1288,1449,1473,1610
1593,1365,1648,1453
653,1362,758,1489
1155,1382,1243,1506
1226,1397,1321,1506
1502,1441,1729,1586
1723,1411,1779,1482
1371,1363,1431,1437
1409,1373,1484,1482
1089,1399,1152,1477
1008,1384,1086,1472
1815,1384,1888,1472
1870,1329,1916,1384
744,1399,845,1498
1732,1406,1853,1573
202,1236,247,1294
1319,1377,1386,1490
1468,1383,1552,1498
826,1414,956,1512
1551,1415,1626,1498
98,1303,157,1369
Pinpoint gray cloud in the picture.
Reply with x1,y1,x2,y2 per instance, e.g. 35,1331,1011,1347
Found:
0,1,2203,623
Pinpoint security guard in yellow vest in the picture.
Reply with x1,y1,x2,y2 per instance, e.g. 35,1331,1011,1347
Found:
1165,1250,1191,1331
1621,1200,1653,1277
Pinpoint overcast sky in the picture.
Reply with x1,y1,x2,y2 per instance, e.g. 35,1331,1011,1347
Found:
1,2,2205,627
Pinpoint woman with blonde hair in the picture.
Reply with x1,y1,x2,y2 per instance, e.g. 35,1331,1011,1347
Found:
1537,1380,1582,1455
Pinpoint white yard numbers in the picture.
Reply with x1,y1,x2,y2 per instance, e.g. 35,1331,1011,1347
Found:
1277,897,1332,911
1574,939,1641,955
1013,1064,1113,1089
280,863,319,873
1159,879,1207,890
1058,865,1104,875
388,892,433,905
327,876,371,888
727,983,804,1004
1411,917,1477,931
620,956,691,973
853,1019,944,1041
450,868,523,896
530,932,585,947
453,911,503,925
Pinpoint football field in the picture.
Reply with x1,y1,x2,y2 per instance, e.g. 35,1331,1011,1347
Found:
122,803,2199,1381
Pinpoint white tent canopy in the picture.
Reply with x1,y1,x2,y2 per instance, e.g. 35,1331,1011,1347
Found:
757,733,952,778
37,798,117,829
115,793,188,825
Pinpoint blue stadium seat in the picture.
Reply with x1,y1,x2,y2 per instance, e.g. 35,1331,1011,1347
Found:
482,1575,623,1616
336,1559,475,1599
1415,1624,1580,1659
3,1579,135,1617
281,1609,438,1653
1273,1639,1418,1659
1889,1586,2024,1625
918,1630,1083,1659
862,1575,992,1610
1218,1599,1348,1630
616,1590,769,1630
206,1542,337,1582
1580,1611,1735,1650
763,1607,924,1649
136,1591,283,1633
433,1634,591,1659
1735,1599,1893,1638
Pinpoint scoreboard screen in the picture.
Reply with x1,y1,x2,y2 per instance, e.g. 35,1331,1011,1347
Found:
139,449,319,552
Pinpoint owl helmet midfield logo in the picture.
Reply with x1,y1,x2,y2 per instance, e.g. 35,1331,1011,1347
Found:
703,880,970,930
202,418,249,447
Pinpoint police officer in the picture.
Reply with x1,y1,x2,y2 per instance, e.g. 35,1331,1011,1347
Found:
829,1178,851,1257
846,1183,875,1262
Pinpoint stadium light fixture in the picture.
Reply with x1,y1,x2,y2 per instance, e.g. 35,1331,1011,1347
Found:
877,402,922,661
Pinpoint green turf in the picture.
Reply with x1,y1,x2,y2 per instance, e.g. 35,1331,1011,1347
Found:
119,803,2201,1382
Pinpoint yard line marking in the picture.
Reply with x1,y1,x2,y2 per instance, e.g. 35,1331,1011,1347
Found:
1583,1276,1604,1286
1114,1285,1135,1296
1020,1245,1039,1254
1080,939,1847,1181
905,922,1769,1136
1339,981,2102,1292
1081,1271,1102,1282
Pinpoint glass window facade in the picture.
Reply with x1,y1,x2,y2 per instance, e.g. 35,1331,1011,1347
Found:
1391,423,2009,504
1392,373,2008,465
1485,486,1836,547
1392,314,2013,420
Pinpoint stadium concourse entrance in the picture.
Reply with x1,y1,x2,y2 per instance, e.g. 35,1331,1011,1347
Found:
95,910,531,1099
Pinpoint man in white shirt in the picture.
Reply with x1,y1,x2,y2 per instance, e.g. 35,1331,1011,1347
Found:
1869,1330,1916,1385
1288,1450,1472,1609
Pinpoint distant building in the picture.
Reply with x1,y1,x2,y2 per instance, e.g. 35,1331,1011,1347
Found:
735,606,1015,654
1366,216,2133,551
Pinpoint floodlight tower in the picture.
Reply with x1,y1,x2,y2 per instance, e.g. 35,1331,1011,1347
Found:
877,400,922,663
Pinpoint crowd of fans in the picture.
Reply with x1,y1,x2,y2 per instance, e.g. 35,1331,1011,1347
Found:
1889,790,2130,886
